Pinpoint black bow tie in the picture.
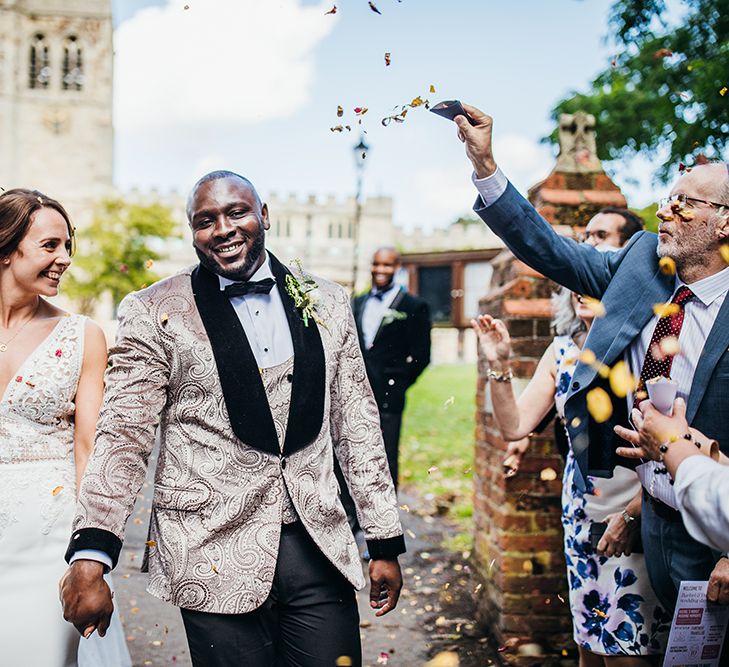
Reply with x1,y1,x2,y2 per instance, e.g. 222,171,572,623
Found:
370,289,388,301
223,277,276,298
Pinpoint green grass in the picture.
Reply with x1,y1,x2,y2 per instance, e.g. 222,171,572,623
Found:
400,363,477,550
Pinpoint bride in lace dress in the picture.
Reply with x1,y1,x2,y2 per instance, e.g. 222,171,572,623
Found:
0,189,130,666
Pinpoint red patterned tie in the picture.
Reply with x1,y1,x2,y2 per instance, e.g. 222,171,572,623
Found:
634,285,694,407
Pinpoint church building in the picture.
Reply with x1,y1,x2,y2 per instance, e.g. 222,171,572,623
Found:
0,0,113,216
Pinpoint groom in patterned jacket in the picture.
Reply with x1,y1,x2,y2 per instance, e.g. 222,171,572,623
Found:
60,171,405,667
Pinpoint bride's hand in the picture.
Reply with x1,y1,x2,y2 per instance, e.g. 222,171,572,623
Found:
471,315,512,363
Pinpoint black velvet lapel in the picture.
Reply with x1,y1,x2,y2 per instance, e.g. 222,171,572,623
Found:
268,254,326,455
191,263,280,455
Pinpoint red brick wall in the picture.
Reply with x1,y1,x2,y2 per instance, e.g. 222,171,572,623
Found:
471,168,626,664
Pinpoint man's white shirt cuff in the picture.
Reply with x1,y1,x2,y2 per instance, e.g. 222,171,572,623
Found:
70,549,113,572
472,167,508,208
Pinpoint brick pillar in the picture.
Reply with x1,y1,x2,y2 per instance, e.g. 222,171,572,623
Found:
471,115,628,665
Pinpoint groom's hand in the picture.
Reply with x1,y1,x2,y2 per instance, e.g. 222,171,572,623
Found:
455,103,497,179
59,560,114,637
369,558,402,617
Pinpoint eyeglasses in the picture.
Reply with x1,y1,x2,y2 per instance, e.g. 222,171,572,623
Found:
582,229,611,242
658,193,728,210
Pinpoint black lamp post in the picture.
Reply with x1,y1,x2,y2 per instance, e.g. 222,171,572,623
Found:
351,134,370,293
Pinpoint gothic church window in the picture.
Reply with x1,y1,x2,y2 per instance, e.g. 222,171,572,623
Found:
62,36,83,91
28,34,50,89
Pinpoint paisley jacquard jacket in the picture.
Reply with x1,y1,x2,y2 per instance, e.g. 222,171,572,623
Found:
67,255,404,614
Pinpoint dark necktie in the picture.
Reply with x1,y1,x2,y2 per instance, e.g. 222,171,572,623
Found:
223,277,275,298
634,285,694,407
370,290,386,301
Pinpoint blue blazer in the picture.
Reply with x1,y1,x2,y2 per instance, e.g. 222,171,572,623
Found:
475,183,729,481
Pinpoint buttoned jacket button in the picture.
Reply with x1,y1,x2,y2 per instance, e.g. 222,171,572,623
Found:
572,381,580,390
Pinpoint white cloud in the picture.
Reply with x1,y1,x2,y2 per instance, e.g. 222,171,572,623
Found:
114,0,336,131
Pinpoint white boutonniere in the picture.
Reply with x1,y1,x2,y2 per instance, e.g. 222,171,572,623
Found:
381,308,408,327
285,259,326,328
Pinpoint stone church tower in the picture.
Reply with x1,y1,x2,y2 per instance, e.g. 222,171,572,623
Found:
0,0,113,216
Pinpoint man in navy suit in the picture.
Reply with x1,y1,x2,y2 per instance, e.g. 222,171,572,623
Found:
451,103,729,613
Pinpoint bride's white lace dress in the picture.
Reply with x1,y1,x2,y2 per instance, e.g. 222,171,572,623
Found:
0,314,130,667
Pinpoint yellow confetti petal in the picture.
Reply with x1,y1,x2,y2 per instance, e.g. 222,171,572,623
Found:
131,607,140,614
659,336,681,356
51,485,64,496
653,302,681,318
596,363,610,379
586,387,613,423
570,417,582,428
720,86,728,97
144,259,154,269
540,467,558,481
429,84,436,93
579,349,596,365
336,657,353,667
581,296,606,317
659,257,676,275
336,105,343,117
522,560,534,573
609,361,636,398
720,245,729,265
145,540,157,548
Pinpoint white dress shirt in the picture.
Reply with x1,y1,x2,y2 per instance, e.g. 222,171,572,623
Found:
218,252,294,369
71,253,295,569
361,283,401,349
473,170,729,507
674,455,729,551
629,269,729,507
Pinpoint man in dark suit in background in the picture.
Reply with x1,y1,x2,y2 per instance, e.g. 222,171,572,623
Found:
352,247,432,489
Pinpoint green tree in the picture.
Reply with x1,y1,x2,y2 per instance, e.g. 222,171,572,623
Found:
64,198,179,314
631,202,661,232
550,0,728,181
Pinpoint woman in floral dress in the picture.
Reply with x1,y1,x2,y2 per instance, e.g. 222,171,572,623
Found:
473,287,670,666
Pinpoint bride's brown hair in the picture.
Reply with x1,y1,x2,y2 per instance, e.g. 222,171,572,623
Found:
0,188,75,259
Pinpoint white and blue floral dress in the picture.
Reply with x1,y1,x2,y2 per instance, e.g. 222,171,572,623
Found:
554,335,670,655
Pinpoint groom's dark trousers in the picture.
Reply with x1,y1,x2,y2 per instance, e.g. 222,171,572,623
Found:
180,521,362,667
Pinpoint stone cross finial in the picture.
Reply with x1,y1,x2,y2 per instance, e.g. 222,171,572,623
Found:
555,112,603,173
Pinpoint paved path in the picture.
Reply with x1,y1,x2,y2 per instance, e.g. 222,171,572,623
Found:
114,450,496,666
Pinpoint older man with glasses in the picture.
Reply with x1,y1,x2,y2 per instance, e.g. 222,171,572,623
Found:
449,101,729,623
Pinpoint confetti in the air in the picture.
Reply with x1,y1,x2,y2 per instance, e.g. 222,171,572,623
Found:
720,86,728,97
659,257,676,275
654,48,673,58
336,105,344,117
659,336,681,357
368,1,382,14
580,296,606,317
586,387,613,423
653,302,681,318
377,653,389,665
384,52,391,66
721,245,729,264
325,5,337,15
540,467,558,481
609,361,635,398
52,486,64,496
145,540,157,548
428,466,439,474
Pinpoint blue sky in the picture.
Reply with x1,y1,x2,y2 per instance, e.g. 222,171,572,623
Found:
110,0,664,230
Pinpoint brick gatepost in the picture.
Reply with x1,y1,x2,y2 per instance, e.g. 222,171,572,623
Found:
471,113,627,665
